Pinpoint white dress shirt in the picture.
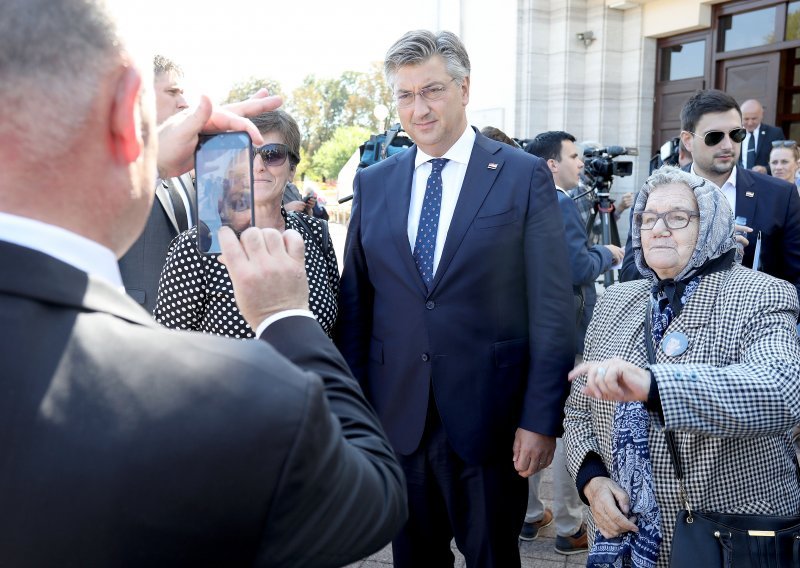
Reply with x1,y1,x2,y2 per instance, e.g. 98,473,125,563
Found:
0,211,312,333
691,164,738,214
743,127,760,165
0,212,123,289
407,125,475,275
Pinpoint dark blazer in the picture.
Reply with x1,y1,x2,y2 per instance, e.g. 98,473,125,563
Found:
119,174,194,313
0,240,406,567
334,130,576,465
620,167,800,302
740,123,784,173
556,190,614,354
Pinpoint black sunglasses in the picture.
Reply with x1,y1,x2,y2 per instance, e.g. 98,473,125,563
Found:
772,140,797,148
687,128,747,146
252,143,298,167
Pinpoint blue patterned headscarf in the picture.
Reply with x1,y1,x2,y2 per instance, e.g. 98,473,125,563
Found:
588,166,737,568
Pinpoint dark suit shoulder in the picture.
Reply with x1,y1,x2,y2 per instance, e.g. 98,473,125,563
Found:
739,167,796,197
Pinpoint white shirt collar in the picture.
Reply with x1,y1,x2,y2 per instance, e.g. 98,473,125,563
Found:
0,212,123,289
690,164,738,188
414,124,476,169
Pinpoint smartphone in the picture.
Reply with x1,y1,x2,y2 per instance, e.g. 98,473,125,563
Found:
194,132,254,255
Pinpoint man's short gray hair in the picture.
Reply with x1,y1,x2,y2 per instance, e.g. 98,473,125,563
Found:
0,0,121,153
383,30,471,89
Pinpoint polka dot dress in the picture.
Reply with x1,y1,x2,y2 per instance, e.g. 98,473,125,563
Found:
153,209,339,338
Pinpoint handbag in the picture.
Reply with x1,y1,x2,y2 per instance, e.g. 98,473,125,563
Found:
643,306,800,567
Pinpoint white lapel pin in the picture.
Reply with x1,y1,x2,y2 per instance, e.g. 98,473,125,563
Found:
745,191,754,197
488,163,498,170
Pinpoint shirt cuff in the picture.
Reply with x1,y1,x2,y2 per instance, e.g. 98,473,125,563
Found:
645,369,664,422
255,309,316,338
576,452,610,505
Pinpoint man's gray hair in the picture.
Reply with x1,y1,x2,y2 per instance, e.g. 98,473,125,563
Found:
384,30,471,89
0,0,122,152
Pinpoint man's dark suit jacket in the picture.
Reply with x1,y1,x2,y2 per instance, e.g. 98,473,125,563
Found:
119,174,194,313
620,167,800,301
334,130,576,465
0,240,406,567
740,123,784,173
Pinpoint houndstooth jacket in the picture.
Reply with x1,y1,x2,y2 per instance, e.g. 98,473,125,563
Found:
564,263,800,566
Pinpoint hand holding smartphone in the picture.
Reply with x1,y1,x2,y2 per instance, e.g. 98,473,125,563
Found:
195,132,254,255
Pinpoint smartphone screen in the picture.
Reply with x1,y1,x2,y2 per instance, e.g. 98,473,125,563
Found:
194,132,253,255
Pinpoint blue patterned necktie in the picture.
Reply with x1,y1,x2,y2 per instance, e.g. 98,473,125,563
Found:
413,158,449,288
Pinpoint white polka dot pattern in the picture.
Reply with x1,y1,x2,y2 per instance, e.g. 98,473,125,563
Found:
153,210,339,338
412,158,449,288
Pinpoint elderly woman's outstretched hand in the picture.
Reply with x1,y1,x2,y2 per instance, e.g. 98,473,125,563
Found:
568,358,651,402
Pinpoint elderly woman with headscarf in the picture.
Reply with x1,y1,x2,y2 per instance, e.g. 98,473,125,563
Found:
563,165,800,567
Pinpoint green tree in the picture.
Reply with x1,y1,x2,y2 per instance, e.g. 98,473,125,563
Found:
222,76,284,104
286,64,395,156
308,125,371,181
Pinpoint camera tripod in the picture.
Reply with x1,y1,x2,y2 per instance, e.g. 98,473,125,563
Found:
574,185,621,287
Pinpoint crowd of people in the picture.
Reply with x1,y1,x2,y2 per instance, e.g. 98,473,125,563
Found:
1,1,799,567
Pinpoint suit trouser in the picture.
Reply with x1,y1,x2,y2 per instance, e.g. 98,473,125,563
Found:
525,438,585,537
392,402,528,568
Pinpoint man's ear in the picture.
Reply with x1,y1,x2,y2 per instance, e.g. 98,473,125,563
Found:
679,130,694,154
109,67,143,165
546,157,559,175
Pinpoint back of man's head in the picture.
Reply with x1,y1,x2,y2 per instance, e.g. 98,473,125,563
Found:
0,0,121,155
0,0,154,255
526,131,576,162
680,89,741,133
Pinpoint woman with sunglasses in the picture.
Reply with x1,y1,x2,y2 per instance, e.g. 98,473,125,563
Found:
769,140,800,191
153,110,339,338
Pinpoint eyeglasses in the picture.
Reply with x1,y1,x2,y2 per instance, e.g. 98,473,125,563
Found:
772,140,797,148
394,78,457,108
634,209,700,231
252,143,298,167
687,128,747,147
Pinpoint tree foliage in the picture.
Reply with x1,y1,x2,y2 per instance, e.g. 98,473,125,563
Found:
309,125,371,182
222,76,284,104
224,63,396,181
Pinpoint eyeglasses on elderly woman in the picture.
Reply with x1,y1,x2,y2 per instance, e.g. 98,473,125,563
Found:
634,209,700,231
771,139,798,148
252,143,299,167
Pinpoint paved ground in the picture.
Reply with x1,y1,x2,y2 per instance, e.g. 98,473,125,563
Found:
330,222,589,567
344,466,588,568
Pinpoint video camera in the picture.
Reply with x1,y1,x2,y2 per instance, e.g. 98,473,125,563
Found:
648,137,680,174
582,146,636,190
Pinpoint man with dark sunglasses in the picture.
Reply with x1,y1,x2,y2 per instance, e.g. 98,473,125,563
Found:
739,98,785,174
620,89,800,305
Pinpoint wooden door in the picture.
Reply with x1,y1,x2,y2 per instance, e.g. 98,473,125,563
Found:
718,52,781,122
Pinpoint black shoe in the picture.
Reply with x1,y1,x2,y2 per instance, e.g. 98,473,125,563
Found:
519,508,553,541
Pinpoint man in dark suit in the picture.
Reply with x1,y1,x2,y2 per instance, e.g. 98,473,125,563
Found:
0,1,406,565
335,30,575,568
119,55,194,313
740,98,784,174
620,90,800,302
